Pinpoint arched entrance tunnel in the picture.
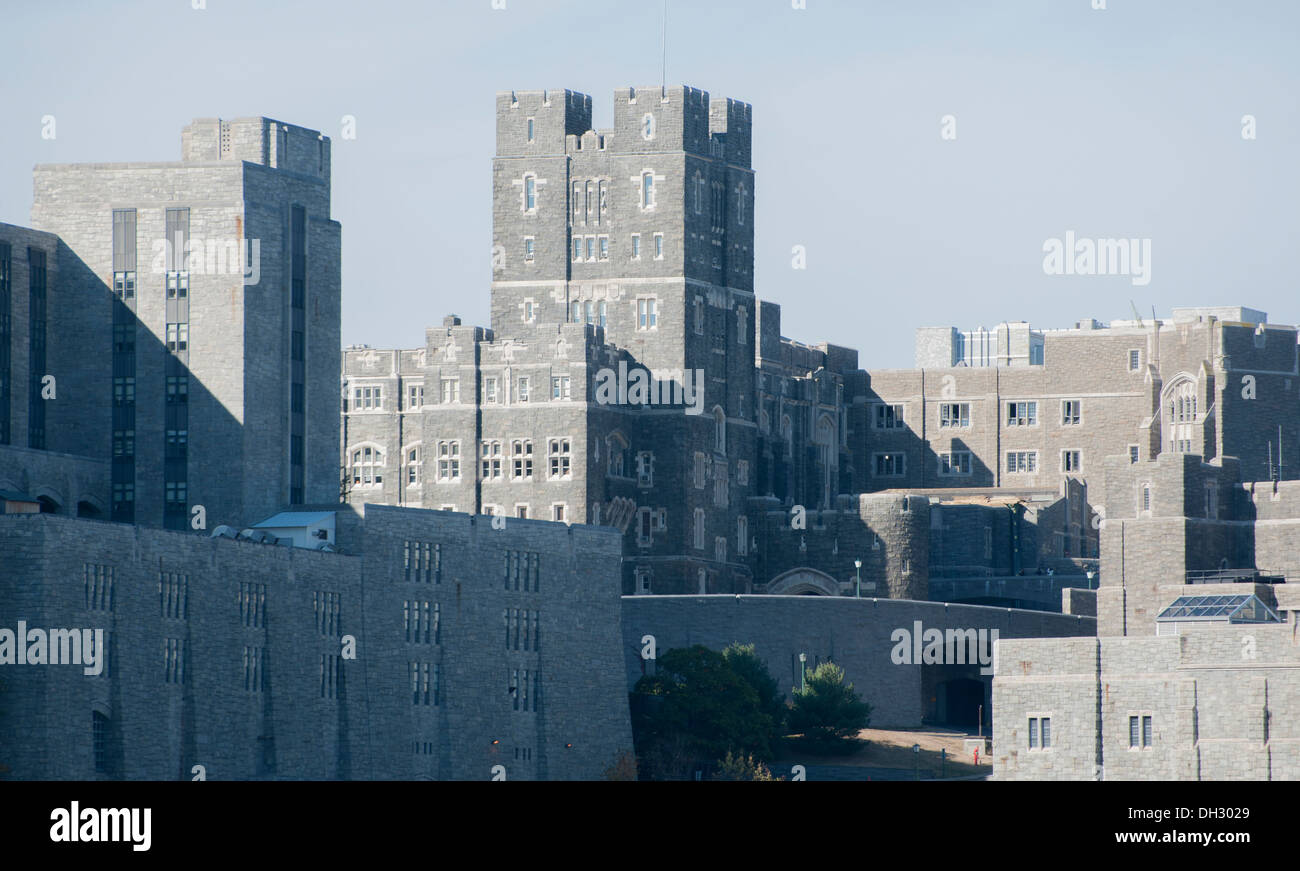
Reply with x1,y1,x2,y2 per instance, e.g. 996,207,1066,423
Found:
922,665,990,730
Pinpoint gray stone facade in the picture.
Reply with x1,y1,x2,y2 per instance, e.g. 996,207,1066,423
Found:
343,87,1296,607
26,117,341,530
994,454,1300,780
0,507,632,780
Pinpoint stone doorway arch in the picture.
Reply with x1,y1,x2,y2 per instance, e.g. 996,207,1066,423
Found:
766,568,839,596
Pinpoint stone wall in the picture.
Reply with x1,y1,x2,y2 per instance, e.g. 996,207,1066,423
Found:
0,509,632,781
622,595,1094,728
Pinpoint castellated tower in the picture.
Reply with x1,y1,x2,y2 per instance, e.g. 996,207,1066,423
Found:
482,86,758,594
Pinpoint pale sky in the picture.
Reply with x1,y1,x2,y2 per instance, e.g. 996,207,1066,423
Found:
2,0,1296,367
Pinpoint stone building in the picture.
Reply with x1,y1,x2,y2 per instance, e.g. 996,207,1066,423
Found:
993,453,1300,780
344,86,1300,600
18,117,342,530
0,506,633,780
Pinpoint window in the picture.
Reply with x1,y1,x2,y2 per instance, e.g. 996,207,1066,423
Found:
524,175,536,211
694,297,705,335
548,438,571,479
1205,483,1218,519
481,440,503,479
874,404,905,430
584,300,595,326
351,446,384,486
512,440,534,479
518,377,530,402
1129,349,1141,371
93,712,109,773
524,238,535,262
1062,450,1082,473
1130,715,1153,748
436,441,460,481
165,271,189,299
572,237,582,261
693,175,705,214
585,236,595,261
874,453,906,476
551,376,571,400
598,300,607,328
694,453,706,489
166,322,188,352
112,271,136,300
939,451,971,476
484,377,499,404
1129,445,1140,464
1028,717,1038,749
597,236,609,260
1062,400,1081,425
654,233,663,259
406,447,422,485
642,114,655,140
737,516,749,555
714,407,726,453
523,301,535,322
715,537,727,564
571,300,581,323
637,298,658,329
439,378,459,404
353,385,382,410
1005,451,1038,474
407,385,424,409
939,403,970,428
526,117,534,142
636,568,651,595
113,376,135,405
1006,401,1037,427
693,508,705,550
1140,483,1152,513
112,429,134,457
737,307,747,345
552,503,566,523
641,172,655,208
631,234,641,259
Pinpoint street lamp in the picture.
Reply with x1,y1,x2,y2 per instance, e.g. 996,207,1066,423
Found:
799,652,807,692
854,559,863,598
1086,569,1096,590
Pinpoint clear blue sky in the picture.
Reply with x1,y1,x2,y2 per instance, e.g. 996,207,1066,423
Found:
2,0,1296,367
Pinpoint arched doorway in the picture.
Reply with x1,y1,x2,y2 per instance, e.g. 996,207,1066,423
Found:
766,568,840,596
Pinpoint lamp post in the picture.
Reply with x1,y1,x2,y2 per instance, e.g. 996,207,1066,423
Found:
1086,569,1096,590
854,559,863,598
799,652,807,692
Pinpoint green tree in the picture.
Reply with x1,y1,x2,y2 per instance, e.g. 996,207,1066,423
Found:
631,645,775,778
789,661,871,751
722,642,787,741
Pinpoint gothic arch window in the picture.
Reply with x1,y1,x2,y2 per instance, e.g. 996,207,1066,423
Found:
403,443,423,486
606,432,630,478
350,444,385,487
1162,376,1199,454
